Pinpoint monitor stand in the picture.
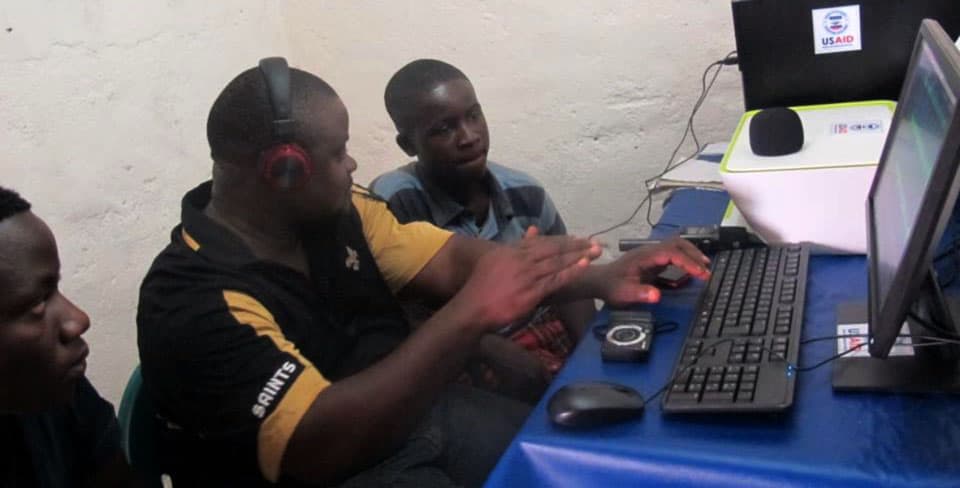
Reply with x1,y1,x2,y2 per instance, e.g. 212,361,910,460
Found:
832,270,960,393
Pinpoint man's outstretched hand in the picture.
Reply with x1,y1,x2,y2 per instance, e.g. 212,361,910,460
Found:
600,237,711,307
453,228,601,330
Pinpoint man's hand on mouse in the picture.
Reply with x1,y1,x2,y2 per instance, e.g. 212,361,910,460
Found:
597,237,711,307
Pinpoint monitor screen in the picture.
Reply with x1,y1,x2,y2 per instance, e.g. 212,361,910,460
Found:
867,19,960,358
872,41,958,314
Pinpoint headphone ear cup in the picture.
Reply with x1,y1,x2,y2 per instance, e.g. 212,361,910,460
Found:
260,144,313,189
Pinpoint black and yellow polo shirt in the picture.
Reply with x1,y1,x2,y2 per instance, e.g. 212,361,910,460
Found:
136,181,451,485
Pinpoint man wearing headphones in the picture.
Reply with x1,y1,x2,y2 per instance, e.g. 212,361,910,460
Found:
137,58,710,487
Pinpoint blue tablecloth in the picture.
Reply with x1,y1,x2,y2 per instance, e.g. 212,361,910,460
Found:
485,189,960,487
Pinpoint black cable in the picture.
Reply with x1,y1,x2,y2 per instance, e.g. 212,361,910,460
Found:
791,333,960,373
688,58,727,158
800,333,869,345
934,241,959,262
906,311,960,341
668,51,737,175
643,57,728,228
641,338,737,406
934,237,959,279
791,342,867,372
642,379,672,407
587,51,736,240
688,61,721,154
655,321,679,334
587,192,652,240
934,238,960,287
801,332,960,346
643,333,960,406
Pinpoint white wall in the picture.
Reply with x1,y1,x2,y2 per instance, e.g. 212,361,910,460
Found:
0,0,744,405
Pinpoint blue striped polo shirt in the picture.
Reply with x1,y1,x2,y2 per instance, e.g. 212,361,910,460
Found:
370,161,566,242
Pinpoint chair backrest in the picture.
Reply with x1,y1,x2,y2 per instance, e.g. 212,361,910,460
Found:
118,365,165,488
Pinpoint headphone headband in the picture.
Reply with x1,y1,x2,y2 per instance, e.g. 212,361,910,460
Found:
258,57,295,141
255,57,313,190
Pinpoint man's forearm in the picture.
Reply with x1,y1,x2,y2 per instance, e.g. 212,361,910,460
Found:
555,298,598,339
400,235,496,303
548,263,611,304
282,299,488,484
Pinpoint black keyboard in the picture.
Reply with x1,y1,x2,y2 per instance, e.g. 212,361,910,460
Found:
662,244,810,413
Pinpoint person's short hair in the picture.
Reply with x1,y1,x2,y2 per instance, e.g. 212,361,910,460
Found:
206,64,338,165
0,186,31,224
384,59,469,134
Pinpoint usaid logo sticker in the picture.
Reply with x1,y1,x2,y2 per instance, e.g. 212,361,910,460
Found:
812,5,862,55
823,11,848,34
830,120,883,135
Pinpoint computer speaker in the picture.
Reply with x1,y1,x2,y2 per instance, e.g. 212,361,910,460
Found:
749,107,804,156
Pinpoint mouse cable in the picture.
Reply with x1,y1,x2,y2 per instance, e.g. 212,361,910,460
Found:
588,50,737,241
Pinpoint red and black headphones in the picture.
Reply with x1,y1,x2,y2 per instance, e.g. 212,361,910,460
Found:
257,57,313,190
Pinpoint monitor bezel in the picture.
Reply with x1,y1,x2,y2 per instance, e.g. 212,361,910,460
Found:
867,19,960,358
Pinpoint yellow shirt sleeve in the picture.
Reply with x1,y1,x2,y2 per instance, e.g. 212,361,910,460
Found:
352,190,453,293
221,290,330,483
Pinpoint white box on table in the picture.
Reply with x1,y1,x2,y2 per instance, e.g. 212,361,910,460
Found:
719,101,895,254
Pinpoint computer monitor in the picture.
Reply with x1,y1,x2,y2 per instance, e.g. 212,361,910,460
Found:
732,0,960,110
836,19,960,392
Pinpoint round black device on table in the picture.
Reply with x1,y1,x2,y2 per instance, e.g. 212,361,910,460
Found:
547,381,645,428
600,310,655,362
749,106,804,156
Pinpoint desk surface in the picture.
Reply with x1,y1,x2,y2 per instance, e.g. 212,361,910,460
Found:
485,189,960,488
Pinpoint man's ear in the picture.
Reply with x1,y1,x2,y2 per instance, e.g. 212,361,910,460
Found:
395,133,417,157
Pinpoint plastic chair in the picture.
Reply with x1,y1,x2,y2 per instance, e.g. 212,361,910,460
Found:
117,365,166,487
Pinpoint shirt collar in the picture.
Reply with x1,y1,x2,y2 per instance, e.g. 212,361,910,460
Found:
178,181,260,267
412,161,516,228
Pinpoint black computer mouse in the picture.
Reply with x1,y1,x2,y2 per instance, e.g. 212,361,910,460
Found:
547,381,645,428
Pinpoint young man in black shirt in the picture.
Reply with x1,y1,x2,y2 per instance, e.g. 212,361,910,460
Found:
0,186,135,487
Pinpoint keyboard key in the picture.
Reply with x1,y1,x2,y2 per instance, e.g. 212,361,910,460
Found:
670,391,702,403
703,392,735,403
